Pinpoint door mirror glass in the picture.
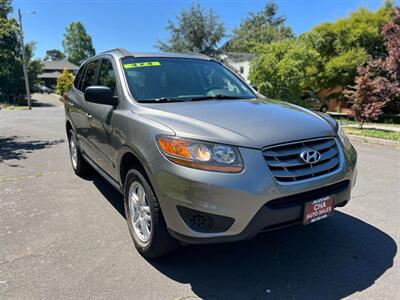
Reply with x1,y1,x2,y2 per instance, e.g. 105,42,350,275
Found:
84,86,117,106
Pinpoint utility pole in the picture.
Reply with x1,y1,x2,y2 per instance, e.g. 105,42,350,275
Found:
18,9,32,110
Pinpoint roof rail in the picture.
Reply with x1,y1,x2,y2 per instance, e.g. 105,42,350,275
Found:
99,48,131,56
185,52,212,60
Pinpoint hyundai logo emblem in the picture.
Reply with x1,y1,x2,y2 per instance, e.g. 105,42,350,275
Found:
300,149,321,164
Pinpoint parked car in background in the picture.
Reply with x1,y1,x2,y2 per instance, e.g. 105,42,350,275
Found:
65,49,357,257
300,91,328,113
33,84,53,94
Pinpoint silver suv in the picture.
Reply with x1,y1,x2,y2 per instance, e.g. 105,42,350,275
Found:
65,49,357,257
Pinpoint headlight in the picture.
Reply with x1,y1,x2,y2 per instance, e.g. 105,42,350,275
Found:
156,136,243,173
337,124,350,147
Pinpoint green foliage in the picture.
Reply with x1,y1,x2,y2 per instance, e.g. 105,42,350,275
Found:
323,48,368,87
249,5,394,101
156,4,225,57
56,68,74,96
0,0,12,19
25,42,42,89
0,17,21,98
0,1,41,101
44,49,65,61
346,7,400,124
62,22,95,65
249,40,319,100
301,6,392,89
224,2,293,53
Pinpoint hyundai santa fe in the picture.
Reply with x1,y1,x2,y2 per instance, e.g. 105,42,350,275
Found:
64,48,357,257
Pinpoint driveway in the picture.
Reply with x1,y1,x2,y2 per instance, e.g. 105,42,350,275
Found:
0,106,399,300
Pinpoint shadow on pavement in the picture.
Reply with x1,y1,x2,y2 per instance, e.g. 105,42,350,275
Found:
88,172,396,300
0,136,65,164
90,172,125,217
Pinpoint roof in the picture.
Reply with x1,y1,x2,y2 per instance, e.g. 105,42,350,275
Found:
37,71,63,79
41,60,78,71
98,48,211,61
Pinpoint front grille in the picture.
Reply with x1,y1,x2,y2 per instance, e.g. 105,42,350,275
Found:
263,138,340,182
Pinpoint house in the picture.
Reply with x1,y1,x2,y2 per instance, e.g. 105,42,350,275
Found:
220,52,256,82
38,61,78,88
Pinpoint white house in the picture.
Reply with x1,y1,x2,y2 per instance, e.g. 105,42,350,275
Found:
220,52,256,83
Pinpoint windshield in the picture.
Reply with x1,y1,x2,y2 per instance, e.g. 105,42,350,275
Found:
121,57,255,102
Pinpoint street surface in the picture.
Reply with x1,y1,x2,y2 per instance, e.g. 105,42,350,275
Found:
1,94,399,299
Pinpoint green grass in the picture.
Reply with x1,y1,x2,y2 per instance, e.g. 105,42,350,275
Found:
344,127,400,141
0,104,29,110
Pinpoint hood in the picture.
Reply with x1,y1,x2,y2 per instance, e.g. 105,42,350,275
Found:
136,98,336,149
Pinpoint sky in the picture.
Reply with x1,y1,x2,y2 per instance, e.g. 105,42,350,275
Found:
11,0,391,59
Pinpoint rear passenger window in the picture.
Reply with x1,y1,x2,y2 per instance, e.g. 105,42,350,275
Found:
98,60,117,95
74,65,86,91
81,60,98,92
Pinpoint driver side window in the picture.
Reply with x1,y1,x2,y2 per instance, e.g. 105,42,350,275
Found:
98,59,117,96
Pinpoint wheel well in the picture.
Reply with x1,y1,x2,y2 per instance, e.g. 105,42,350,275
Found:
119,152,146,187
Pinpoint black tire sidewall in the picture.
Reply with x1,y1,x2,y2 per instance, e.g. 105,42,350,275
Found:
68,129,88,176
123,169,178,257
124,169,157,252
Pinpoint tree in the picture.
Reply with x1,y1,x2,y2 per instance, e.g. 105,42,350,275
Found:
44,49,65,61
248,4,394,103
0,15,21,99
302,6,392,90
55,68,74,96
0,0,12,19
156,4,225,57
62,22,95,65
249,40,319,100
346,7,400,124
223,2,293,53
0,0,41,102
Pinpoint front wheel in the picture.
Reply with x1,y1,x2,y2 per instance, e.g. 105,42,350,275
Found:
124,169,179,258
320,105,328,113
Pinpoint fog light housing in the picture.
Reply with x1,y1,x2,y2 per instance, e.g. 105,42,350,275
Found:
177,206,234,233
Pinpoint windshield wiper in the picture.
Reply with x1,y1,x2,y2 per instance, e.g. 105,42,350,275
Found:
188,94,253,101
137,97,188,103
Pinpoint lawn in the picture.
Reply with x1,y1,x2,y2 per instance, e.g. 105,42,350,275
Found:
344,127,400,141
0,104,29,110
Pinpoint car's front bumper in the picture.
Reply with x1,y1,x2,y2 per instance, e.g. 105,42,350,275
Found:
147,140,358,244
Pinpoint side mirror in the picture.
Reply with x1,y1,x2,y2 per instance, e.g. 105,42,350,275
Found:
84,86,118,106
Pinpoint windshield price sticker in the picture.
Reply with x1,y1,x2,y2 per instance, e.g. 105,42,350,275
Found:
124,61,161,69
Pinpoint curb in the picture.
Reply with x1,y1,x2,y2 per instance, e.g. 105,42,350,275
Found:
348,134,400,149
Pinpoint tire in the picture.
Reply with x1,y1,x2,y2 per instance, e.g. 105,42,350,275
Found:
124,169,179,258
320,105,328,113
68,129,91,176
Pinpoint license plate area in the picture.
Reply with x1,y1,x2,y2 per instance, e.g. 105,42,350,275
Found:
303,195,334,225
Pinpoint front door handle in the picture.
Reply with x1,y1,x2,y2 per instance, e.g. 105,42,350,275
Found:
85,113,93,119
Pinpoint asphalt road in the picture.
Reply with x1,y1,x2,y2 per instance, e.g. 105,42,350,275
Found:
1,99,399,300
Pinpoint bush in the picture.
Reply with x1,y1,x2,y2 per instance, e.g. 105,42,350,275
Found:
56,68,74,96
345,7,400,125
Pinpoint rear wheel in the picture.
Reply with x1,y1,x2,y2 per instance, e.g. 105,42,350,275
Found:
124,169,179,258
320,105,328,113
68,129,91,176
